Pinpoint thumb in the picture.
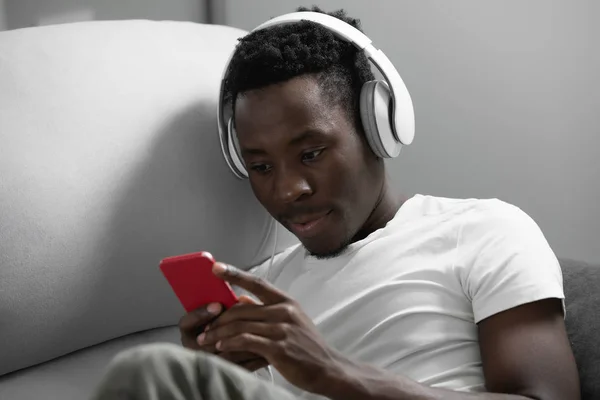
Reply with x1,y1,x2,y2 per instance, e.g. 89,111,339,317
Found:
238,294,261,305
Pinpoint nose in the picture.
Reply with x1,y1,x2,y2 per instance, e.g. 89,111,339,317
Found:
273,166,312,204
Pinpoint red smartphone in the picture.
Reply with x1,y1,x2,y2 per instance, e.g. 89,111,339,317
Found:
159,251,238,312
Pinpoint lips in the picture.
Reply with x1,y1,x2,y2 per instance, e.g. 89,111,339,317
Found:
287,210,332,238
289,213,328,225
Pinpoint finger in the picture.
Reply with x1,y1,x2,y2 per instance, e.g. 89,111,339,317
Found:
240,358,270,372
183,332,220,351
213,263,287,305
198,321,284,346
179,303,223,350
216,333,276,360
219,351,264,365
205,304,264,331
197,343,219,354
207,303,295,331
238,294,261,305
203,301,260,332
181,333,201,350
209,302,298,331
178,303,223,333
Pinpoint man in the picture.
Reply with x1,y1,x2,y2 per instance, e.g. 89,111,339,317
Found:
91,6,580,400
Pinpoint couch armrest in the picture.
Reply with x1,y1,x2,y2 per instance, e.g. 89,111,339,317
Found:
560,257,600,399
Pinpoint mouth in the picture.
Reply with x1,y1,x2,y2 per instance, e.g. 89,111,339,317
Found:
287,210,332,238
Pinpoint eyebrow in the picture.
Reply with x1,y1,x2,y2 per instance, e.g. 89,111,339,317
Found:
241,130,326,157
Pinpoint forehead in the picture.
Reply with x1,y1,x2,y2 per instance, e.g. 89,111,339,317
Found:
233,75,341,148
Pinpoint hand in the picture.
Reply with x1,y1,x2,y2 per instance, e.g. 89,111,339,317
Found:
197,262,347,394
202,296,270,371
178,302,224,351
179,295,267,371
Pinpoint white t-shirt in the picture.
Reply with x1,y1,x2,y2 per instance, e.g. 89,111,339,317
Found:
246,195,565,398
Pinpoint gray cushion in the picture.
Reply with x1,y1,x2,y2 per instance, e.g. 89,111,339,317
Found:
0,20,298,377
0,326,180,400
560,258,600,400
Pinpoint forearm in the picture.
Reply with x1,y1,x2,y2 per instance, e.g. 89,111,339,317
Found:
319,357,534,400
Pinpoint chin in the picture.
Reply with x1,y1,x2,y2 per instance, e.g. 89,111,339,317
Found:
304,238,352,260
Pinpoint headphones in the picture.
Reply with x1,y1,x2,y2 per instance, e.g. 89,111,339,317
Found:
217,11,415,179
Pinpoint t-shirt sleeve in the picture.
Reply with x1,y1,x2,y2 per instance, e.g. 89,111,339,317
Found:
457,200,565,324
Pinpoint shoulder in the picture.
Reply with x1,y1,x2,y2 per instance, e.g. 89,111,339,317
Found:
407,194,554,267
444,198,564,323
456,197,551,257
405,194,516,222
400,195,536,238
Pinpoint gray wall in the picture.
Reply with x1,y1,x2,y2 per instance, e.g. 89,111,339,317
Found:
217,0,600,263
4,0,206,29
0,0,6,30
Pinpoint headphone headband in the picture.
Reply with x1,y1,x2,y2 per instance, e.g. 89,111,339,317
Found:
218,11,415,179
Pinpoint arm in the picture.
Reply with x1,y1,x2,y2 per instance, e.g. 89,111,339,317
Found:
205,200,581,400
320,201,581,400
320,298,580,400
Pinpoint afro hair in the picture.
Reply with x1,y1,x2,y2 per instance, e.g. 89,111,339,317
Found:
223,6,375,128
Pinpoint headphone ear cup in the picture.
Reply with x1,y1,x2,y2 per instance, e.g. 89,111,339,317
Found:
227,118,249,179
359,80,402,158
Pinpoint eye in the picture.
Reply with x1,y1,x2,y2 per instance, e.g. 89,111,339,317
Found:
249,163,272,174
301,148,324,162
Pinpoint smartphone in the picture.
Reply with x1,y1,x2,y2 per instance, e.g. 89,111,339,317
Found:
159,251,238,312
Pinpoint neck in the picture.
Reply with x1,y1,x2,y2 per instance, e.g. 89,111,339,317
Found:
352,179,405,243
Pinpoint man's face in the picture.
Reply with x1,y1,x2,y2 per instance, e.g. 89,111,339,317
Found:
234,75,383,258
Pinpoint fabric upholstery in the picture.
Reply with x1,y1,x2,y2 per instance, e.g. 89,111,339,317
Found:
0,20,297,377
561,258,600,400
0,17,597,400
0,327,179,400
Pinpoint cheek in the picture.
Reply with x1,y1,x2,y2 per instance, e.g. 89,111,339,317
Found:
328,143,369,193
248,178,277,214
249,178,267,204
325,142,379,220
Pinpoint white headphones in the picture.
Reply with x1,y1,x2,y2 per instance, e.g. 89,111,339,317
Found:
217,11,415,179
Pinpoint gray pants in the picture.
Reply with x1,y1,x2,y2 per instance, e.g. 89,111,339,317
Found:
90,343,299,400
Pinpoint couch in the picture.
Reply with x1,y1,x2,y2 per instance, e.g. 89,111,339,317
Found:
0,20,598,400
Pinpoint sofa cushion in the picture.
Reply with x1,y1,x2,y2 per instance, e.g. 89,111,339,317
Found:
0,20,297,376
561,258,600,399
0,327,179,400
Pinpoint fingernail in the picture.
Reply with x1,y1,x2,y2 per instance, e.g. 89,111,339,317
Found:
207,303,221,314
212,262,227,274
197,333,205,344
